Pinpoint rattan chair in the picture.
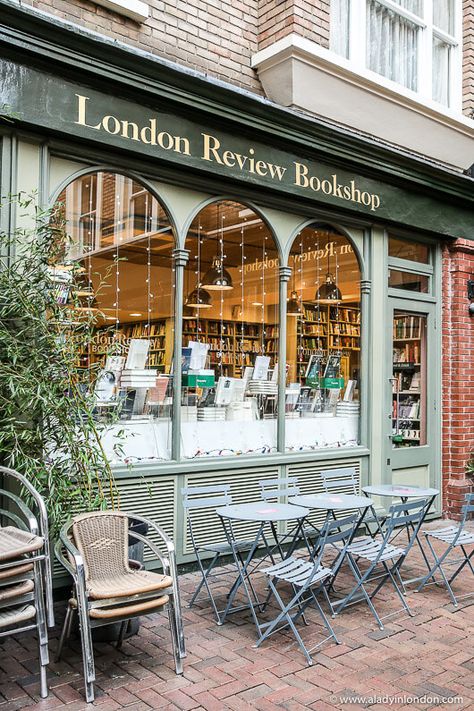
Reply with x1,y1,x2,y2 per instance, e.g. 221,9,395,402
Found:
0,465,54,699
55,510,184,703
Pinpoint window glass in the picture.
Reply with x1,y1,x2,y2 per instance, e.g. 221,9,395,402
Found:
181,201,279,459
388,270,429,292
330,0,351,58
55,171,175,463
432,35,450,105
366,0,419,91
388,236,430,263
285,226,361,452
433,0,454,34
392,311,427,447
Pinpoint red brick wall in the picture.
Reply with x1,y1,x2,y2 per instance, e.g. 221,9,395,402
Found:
258,0,330,50
442,238,474,519
21,0,262,93
463,0,474,116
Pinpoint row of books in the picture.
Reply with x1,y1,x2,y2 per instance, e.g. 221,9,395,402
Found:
329,307,360,324
393,315,421,339
123,322,166,338
392,370,421,392
329,323,360,336
393,343,420,363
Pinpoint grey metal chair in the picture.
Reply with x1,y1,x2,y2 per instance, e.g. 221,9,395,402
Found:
416,492,474,607
55,510,184,703
320,467,383,535
0,465,54,699
255,512,360,666
259,477,318,549
332,498,432,630
181,484,254,624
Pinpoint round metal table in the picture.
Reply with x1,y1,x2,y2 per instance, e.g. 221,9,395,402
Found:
216,502,309,632
289,493,374,511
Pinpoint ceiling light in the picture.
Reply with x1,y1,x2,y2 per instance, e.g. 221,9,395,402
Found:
185,286,212,309
201,256,233,290
129,313,143,317
287,290,302,316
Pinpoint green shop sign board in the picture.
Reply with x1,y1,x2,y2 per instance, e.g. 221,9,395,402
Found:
1,60,473,237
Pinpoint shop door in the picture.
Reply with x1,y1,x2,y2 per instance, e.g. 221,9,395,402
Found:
385,298,439,494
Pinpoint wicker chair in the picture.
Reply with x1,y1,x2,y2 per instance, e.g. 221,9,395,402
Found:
55,510,184,703
0,465,54,699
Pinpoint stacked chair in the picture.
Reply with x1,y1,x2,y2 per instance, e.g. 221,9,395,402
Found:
0,465,54,699
55,510,185,703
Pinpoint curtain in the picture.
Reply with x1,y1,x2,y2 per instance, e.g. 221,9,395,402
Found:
432,36,450,104
330,0,351,58
433,0,454,34
366,0,418,91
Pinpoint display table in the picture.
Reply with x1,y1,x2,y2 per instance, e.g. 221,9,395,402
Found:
100,415,359,463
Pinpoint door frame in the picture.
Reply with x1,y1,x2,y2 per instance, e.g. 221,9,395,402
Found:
384,295,441,505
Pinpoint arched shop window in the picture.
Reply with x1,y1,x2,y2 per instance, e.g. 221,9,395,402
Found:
285,225,361,452
54,171,175,462
181,200,279,458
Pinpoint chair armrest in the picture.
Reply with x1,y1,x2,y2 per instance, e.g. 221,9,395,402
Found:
127,513,175,554
128,531,170,575
56,523,88,592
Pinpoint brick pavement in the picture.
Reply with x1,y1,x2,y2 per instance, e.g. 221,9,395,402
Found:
0,523,472,710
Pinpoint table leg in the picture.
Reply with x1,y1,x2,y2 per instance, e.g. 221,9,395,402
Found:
398,495,438,587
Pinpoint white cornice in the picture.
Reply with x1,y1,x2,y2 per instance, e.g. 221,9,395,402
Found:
93,0,149,23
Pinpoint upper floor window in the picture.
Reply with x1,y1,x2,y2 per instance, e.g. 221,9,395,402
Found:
330,0,460,108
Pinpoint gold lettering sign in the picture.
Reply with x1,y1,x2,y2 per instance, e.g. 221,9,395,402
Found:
75,94,381,211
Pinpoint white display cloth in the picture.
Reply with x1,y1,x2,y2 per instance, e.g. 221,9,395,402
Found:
100,415,359,463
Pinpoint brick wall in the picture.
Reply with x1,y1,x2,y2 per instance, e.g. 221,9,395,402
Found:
463,0,474,116
442,238,474,519
257,0,329,50
21,0,262,93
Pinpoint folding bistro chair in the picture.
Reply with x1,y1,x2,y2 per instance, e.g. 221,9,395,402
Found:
320,467,383,535
259,477,316,551
181,485,254,624
333,498,432,630
0,465,54,698
255,513,360,665
417,492,474,607
55,510,184,703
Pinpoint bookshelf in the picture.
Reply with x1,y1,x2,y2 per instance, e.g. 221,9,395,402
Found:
392,314,425,447
182,318,276,377
293,303,360,383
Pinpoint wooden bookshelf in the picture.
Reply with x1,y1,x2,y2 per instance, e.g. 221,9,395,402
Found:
392,314,425,446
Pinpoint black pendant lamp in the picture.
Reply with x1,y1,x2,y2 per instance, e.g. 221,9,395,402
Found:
185,285,212,309
287,290,302,316
201,256,233,290
315,242,342,303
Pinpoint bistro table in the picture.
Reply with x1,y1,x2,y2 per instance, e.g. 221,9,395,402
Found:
362,484,440,586
216,501,309,634
288,493,376,579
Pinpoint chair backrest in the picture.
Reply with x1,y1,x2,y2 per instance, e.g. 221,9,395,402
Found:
320,467,358,496
259,477,300,501
384,497,432,556
181,485,232,551
313,512,360,573
71,510,130,583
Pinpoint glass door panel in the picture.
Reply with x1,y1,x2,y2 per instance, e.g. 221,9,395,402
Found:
392,310,427,448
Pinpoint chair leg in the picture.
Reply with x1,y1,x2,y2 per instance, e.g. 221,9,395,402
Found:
116,621,127,650
448,546,474,585
76,593,96,703
189,553,220,607
167,599,183,675
56,606,73,662
33,559,49,699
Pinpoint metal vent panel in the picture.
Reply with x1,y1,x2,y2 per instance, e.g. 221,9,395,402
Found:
183,467,279,554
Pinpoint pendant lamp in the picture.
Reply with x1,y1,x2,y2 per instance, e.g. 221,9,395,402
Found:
201,256,233,290
287,290,302,316
185,285,212,309
315,243,342,303
183,305,196,319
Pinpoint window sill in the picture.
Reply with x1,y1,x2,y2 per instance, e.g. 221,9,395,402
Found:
251,34,474,170
93,0,149,23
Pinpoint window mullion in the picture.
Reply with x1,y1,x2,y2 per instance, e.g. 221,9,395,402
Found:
449,4,463,110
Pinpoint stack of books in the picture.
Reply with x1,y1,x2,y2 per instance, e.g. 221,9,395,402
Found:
248,381,278,395
181,406,198,422
336,401,360,417
120,369,157,388
197,407,226,421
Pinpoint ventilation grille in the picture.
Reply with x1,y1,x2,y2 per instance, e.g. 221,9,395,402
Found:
182,467,279,554
287,459,361,529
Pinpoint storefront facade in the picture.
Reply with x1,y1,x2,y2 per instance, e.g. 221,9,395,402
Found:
1,3,474,564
